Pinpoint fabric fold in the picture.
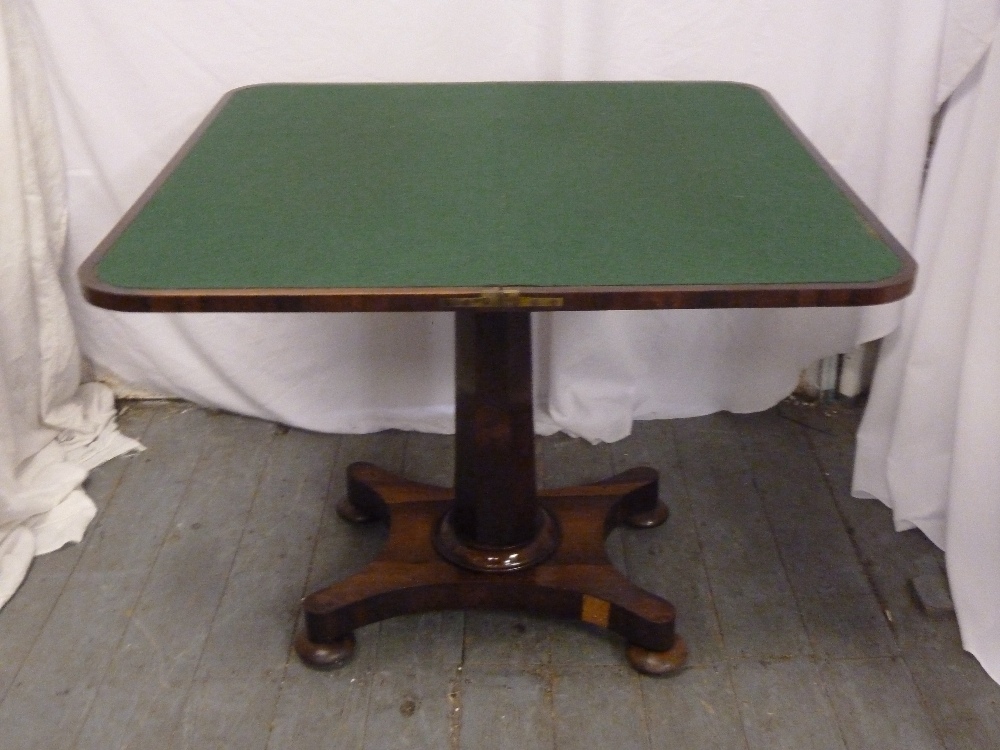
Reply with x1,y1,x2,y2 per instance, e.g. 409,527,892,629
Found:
0,0,143,610
854,22,1000,684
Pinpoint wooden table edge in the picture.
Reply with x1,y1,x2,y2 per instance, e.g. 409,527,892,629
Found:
79,264,915,313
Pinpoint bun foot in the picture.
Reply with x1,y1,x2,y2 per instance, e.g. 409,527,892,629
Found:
295,630,356,669
335,497,375,524
623,500,669,529
626,635,688,676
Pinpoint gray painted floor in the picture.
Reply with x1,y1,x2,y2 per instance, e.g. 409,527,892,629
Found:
1,399,998,749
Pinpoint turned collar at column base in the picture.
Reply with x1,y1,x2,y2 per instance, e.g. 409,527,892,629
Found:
432,507,560,573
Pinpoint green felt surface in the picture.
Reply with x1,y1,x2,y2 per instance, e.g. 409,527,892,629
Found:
97,82,902,291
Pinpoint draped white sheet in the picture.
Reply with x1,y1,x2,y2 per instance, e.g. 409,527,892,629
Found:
0,0,140,609
854,17,1000,684
32,0,977,443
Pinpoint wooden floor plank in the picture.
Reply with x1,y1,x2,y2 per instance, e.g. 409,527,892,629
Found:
821,657,946,750
732,411,901,662
551,666,650,750
73,412,277,750
368,613,465,749
269,430,408,746
641,664,749,750
376,612,465,672
805,402,1000,750
362,668,458,750
672,416,787,573
458,667,554,750
174,427,343,749
267,658,375,750
904,644,1000,750
369,433,466,680
301,431,407,594
73,406,219,577
549,620,627,668
0,405,212,750
798,593,899,659
709,570,812,661
537,432,616,489
464,611,551,669
673,417,811,660
400,432,454,487
735,416,872,601
730,660,847,750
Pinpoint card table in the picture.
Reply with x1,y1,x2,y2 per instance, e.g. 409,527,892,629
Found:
81,82,914,674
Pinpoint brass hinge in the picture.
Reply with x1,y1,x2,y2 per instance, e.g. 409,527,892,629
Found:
446,288,564,309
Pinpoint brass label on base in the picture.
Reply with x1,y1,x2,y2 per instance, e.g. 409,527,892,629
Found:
580,595,611,628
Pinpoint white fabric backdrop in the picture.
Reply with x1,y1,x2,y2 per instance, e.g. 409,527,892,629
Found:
854,14,1000,684
31,0,974,443
0,0,139,609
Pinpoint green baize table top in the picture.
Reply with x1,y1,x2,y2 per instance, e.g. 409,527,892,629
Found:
84,82,913,312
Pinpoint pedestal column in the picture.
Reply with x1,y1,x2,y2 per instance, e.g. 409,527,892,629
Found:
434,310,559,571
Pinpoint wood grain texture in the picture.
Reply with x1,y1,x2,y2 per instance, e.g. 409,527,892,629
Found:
641,664,748,750
363,667,458,750
298,465,679,655
464,611,553,669
74,413,275,750
672,416,811,660
551,666,650,750
903,645,1000,750
731,660,847,750
458,667,555,750
0,405,204,750
267,658,374,750
172,427,341,749
821,658,946,750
